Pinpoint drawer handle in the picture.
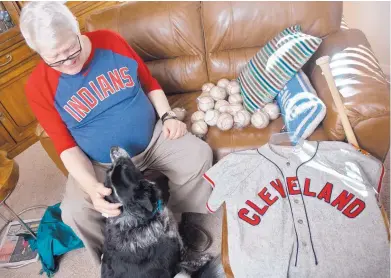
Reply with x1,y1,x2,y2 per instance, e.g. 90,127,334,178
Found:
0,54,13,67
0,112,4,121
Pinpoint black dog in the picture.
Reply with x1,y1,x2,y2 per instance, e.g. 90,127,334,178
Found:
101,146,225,278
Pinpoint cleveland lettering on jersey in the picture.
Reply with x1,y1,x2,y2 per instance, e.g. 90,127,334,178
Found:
63,66,135,122
238,177,366,226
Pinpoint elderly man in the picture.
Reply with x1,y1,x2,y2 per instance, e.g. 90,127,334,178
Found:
20,2,213,267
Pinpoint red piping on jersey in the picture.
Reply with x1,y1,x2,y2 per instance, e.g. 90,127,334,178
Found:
377,164,385,196
203,173,215,188
206,202,215,213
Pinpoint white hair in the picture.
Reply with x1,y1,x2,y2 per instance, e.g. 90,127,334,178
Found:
20,1,80,53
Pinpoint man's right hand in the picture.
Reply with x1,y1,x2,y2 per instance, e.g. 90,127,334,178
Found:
89,183,122,217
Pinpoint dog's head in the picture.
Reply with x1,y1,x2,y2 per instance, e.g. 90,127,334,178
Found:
104,147,162,220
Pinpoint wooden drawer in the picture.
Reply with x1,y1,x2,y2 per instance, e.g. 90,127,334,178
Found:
0,42,35,76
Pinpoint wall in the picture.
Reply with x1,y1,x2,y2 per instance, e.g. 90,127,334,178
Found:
343,1,390,76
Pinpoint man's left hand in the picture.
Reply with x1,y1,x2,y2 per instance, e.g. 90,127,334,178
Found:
163,119,187,140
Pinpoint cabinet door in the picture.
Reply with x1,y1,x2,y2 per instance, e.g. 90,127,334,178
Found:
0,122,16,151
0,2,21,43
0,69,37,142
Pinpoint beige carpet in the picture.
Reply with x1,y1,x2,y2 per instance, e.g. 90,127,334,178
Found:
0,142,223,278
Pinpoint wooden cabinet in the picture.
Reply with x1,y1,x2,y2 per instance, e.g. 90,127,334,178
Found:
0,123,16,151
0,1,120,158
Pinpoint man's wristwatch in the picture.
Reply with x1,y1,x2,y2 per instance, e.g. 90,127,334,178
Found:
161,110,177,123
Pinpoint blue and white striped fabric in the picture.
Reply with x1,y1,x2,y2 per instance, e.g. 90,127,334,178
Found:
277,70,326,143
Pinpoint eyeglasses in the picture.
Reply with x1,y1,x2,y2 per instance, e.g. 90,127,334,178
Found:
45,36,82,68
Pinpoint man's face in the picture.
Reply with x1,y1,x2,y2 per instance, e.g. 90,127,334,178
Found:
40,33,86,75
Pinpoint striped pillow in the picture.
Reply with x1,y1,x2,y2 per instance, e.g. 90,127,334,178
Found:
276,70,326,144
238,25,322,113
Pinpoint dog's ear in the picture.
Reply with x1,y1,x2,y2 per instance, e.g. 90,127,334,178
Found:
110,146,130,163
139,198,153,212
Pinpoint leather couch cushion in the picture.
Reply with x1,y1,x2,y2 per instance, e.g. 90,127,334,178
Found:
85,1,208,94
167,93,328,162
307,29,390,160
201,1,342,83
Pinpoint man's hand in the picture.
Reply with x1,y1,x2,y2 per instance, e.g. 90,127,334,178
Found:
163,119,187,140
88,183,122,217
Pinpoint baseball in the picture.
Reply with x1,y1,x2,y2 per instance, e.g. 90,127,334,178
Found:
228,93,243,104
191,111,205,123
251,110,270,129
202,82,215,93
204,110,220,126
219,104,231,114
226,80,240,95
172,107,186,121
217,113,234,131
217,78,230,88
263,102,280,120
234,110,251,128
229,104,244,116
209,86,227,101
197,96,214,112
191,121,208,137
215,100,230,112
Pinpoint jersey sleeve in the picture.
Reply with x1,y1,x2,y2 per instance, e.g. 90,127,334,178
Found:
358,152,385,194
109,31,162,93
203,153,250,213
330,143,385,195
26,72,77,155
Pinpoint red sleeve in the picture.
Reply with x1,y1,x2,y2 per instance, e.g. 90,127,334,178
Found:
122,40,162,93
26,65,77,155
96,30,162,93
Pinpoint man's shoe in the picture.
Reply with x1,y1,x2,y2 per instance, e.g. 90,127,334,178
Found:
179,221,212,253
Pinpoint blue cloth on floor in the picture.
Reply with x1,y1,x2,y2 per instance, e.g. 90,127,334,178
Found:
21,203,84,277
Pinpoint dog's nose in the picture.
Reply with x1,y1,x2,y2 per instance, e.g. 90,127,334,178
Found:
110,146,130,163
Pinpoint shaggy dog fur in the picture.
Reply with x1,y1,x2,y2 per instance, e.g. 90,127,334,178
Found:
101,147,225,278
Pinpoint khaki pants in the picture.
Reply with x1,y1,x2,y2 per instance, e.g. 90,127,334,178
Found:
60,120,213,267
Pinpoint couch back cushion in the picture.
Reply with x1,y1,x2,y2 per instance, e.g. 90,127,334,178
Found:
85,1,208,95
202,1,342,83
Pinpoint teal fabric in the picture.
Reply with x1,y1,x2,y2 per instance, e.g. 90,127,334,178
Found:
21,203,84,277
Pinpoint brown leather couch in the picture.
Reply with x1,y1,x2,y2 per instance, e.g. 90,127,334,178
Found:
34,2,390,276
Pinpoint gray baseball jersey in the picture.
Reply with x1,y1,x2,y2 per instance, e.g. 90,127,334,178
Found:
204,141,389,278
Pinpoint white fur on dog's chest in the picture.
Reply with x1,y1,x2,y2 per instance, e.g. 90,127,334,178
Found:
173,272,191,278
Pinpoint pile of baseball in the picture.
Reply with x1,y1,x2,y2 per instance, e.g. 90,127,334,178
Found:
191,78,280,137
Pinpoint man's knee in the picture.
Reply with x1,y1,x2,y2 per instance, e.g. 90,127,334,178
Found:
191,139,213,169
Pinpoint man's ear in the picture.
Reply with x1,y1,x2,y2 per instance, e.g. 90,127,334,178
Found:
110,146,130,163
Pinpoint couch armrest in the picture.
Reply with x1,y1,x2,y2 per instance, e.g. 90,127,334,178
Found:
307,29,390,161
35,124,68,177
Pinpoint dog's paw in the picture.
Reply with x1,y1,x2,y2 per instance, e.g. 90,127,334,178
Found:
198,253,213,265
179,253,212,273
